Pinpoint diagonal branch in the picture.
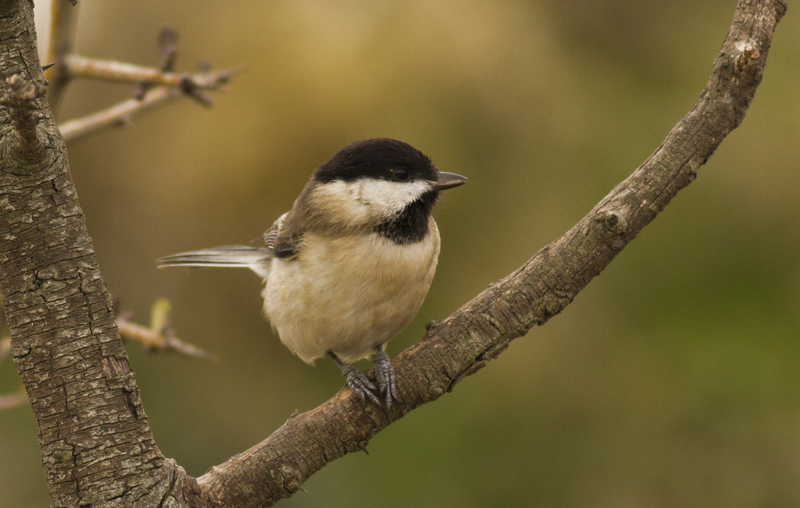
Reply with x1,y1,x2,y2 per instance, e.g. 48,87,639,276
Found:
186,1,787,506
58,86,174,142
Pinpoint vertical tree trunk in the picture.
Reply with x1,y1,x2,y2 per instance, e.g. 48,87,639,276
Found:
0,1,178,506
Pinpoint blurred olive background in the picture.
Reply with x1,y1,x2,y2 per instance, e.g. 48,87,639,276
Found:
2,0,800,506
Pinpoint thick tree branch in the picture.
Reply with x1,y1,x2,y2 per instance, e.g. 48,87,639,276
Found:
187,1,787,506
1,302,212,414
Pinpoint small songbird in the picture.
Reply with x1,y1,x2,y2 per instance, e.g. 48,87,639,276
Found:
158,138,466,408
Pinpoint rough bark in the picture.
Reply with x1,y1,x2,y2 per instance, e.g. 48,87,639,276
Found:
0,0,786,507
0,1,180,506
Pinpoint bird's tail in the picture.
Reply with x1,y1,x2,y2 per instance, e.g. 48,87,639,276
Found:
157,245,271,278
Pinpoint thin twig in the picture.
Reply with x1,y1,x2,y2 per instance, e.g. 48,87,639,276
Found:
0,393,28,411
116,299,217,361
46,0,80,110
64,55,237,91
58,86,174,142
0,337,10,365
117,318,217,361
48,22,239,126
0,339,25,412
134,26,179,99
58,64,241,143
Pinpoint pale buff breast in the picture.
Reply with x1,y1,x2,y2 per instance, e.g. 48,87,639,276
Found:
262,219,441,364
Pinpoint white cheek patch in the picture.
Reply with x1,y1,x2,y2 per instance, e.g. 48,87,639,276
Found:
355,179,431,215
311,179,432,225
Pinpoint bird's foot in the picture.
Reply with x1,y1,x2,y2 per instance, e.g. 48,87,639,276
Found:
327,351,382,406
373,351,400,409
340,364,382,406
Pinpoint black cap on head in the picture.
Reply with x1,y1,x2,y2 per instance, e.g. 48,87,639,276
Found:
314,138,437,184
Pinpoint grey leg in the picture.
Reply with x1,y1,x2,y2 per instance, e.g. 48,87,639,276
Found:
326,351,381,406
373,345,400,409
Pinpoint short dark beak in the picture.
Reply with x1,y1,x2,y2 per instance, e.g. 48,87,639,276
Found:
433,171,467,191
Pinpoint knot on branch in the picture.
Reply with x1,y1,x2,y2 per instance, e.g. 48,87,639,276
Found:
4,74,45,102
593,209,628,250
0,74,47,159
179,74,214,107
284,477,307,494
175,64,237,107
733,41,762,78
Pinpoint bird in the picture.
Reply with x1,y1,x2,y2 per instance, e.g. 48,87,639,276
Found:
157,138,466,408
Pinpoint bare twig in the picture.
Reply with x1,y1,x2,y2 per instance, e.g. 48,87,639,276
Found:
64,55,237,92
0,338,26,412
133,26,179,99
58,86,172,141
157,27,179,72
0,74,47,159
0,393,28,411
0,337,9,365
46,0,80,110
58,64,240,143
117,318,218,361
116,299,217,361
48,22,239,136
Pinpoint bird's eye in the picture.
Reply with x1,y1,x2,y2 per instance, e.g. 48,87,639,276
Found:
391,168,409,181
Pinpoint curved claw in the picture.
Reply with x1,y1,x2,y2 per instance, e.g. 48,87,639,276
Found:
373,351,400,409
340,365,381,406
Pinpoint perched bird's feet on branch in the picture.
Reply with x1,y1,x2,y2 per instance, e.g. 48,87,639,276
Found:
327,351,381,407
341,365,382,406
373,351,400,409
